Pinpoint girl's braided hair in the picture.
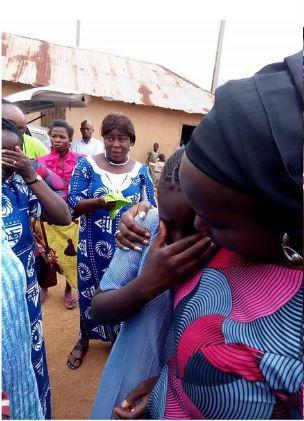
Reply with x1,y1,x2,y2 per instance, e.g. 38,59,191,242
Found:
158,147,184,189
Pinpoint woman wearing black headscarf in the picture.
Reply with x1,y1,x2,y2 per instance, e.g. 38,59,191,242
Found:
114,52,302,420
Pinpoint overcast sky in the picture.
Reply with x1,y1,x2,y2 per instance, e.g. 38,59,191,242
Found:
1,1,302,91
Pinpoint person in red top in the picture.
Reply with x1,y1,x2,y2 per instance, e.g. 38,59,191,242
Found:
35,119,83,308
2,392,10,419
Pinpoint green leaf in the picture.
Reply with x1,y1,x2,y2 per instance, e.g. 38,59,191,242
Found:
103,192,133,219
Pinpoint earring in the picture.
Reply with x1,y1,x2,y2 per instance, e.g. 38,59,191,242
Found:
281,233,303,264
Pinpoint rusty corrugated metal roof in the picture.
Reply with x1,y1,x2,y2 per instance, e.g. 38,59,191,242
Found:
2,32,214,114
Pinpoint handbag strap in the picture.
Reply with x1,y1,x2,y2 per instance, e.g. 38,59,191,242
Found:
31,218,37,235
40,221,50,252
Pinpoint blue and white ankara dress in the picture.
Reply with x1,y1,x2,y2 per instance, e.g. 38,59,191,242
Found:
68,156,156,342
2,174,51,419
2,225,44,420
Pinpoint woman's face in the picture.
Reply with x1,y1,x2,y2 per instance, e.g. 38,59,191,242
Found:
158,184,209,245
50,127,71,153
103,128,132,163
2,130,22,179
180,155,281,260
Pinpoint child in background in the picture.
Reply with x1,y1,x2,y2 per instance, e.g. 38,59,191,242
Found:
154,153,166,188
146,142,159,180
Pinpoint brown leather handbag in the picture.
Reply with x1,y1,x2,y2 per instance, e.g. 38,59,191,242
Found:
32,220,62,288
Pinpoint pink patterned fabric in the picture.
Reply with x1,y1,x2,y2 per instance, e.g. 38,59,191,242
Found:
174,270,202,309
177,314,225,378
225,264,301,322
31,160,65,192
164,359,204,419
208,249,302,321
147,249,303,420
36,147,83,200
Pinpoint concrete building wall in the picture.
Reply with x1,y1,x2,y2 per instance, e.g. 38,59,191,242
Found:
66,96,203,162
3,81,203,162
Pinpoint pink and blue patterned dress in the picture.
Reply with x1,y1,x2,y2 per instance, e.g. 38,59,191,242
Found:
68,156,156,342
147,249,303,419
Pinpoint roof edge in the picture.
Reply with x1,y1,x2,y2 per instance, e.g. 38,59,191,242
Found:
2,31,213,95
160,64,213,94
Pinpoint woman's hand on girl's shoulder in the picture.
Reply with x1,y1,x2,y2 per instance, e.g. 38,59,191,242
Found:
115,201,153,249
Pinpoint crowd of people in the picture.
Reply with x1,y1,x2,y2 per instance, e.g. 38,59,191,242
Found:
1,51,302,420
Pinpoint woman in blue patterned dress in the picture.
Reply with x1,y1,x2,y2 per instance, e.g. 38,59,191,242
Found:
2,225,43,420
67,113,156,369
2,118,71,419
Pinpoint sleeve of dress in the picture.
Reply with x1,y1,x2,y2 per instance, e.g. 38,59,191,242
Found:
32,159,65,193
27,188,42,219
259,351,303,417
67,157,91,216
139,164,157,207
100,208,159,291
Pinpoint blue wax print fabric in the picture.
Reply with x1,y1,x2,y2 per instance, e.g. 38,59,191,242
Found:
68,156,156,342
2,226,44,420
2,174,51,419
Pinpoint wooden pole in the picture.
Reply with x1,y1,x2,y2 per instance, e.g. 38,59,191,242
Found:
211,20,226,93
76,20,81,48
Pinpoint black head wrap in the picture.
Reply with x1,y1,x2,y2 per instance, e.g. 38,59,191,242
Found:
186,52,302,216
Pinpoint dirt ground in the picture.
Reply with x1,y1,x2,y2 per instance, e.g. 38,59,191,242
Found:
42,275,111,420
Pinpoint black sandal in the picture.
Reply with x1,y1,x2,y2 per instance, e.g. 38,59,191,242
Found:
67,342,89,370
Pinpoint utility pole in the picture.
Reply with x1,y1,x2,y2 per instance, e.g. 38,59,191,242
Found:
211,20,226,93
76,20,81,48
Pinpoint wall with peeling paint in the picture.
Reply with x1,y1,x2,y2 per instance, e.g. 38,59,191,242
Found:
3,81,203,162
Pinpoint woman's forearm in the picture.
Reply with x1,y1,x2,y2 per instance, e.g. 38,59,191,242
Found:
72,197,113,218
73,198,103,217
29,181,71,225
91,275,152,324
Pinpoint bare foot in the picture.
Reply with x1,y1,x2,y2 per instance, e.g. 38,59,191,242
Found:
64,281,78,309
64,292,78,309
40,288,49,303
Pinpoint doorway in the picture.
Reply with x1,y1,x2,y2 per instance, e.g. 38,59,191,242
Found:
180,124,196,146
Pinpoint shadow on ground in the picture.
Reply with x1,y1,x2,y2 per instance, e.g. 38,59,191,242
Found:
42,275,110,419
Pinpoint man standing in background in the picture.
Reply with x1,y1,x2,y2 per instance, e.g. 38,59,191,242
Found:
71,120,104,155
